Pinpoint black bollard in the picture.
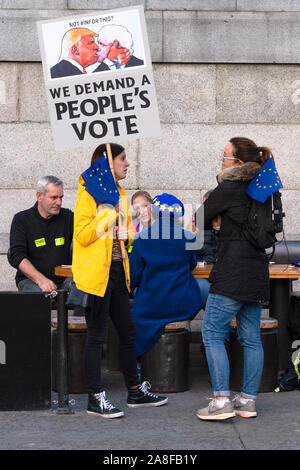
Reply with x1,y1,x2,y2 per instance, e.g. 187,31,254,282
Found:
53,289,74,414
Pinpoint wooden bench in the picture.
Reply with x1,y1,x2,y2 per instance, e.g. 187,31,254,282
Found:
140,320,191,393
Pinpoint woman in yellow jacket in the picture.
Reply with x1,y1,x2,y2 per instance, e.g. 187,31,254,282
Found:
72,143,167,418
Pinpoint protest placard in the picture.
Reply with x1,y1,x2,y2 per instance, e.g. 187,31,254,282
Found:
37,5,161,150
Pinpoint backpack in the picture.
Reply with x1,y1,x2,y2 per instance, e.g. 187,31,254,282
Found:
288,295,300,342
275,295,300,392
275,356,300,392
242,191,285,250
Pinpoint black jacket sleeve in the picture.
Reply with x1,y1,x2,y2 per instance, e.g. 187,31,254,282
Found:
196,182,238,230
9,213,29,269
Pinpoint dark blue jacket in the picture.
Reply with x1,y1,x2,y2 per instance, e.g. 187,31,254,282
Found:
93,55,144,72
50,60,82,79
196,229,218,264
130,218,203,356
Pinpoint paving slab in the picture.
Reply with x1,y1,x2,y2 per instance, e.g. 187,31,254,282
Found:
1,345,299,451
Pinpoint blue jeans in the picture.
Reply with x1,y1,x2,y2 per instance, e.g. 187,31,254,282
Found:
18,277,71,292
202,293,264,400
196,278,210,308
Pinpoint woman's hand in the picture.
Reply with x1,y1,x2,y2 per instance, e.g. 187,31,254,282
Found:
116,225,128,242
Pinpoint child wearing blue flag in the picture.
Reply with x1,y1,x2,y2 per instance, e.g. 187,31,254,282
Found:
129,193,203,358
196,137,282,421
72,143,168,419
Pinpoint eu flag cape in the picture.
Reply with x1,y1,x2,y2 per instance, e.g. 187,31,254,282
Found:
81,154,119,206
246,157,283,203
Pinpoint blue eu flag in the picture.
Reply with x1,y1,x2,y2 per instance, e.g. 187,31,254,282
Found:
246,157,283,203
81,154,120,206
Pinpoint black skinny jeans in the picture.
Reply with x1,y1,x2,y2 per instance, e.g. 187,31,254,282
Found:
84,261,139,393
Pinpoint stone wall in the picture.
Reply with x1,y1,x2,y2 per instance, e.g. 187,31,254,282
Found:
1,1,300,290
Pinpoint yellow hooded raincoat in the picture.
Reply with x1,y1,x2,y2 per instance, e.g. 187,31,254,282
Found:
72,176,134,297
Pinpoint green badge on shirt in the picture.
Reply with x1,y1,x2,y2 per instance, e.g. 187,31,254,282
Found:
35,237,46,247
55,237,65,246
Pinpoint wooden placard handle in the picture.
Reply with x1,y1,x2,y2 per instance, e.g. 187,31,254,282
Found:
106,143,127,259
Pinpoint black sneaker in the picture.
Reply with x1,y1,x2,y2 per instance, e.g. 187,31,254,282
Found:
127,381,168,408
87,391,124,418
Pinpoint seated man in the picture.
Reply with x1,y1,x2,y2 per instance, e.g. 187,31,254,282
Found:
9,176,73,293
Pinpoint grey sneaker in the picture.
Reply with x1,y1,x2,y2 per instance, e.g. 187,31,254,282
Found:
233,396,257,418
196,399,235,421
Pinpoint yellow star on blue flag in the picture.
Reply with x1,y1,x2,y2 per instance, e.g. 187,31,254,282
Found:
152,193,184,217
81,154,119,206
246,157,283,203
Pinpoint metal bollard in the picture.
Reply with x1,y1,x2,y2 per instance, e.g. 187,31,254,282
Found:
52,289,74,414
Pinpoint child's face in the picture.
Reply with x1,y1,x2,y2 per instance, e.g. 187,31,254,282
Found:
133,196,152,227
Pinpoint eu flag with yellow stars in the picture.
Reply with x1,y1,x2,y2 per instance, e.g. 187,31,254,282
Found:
246,157,283,203
81,154,120,206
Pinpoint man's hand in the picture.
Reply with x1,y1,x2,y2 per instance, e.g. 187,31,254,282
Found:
36,276,57,293
19,258,57,293
107,40,130,66
212,215,221,229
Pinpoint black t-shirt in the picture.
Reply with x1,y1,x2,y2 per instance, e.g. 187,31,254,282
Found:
9,203,74,286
